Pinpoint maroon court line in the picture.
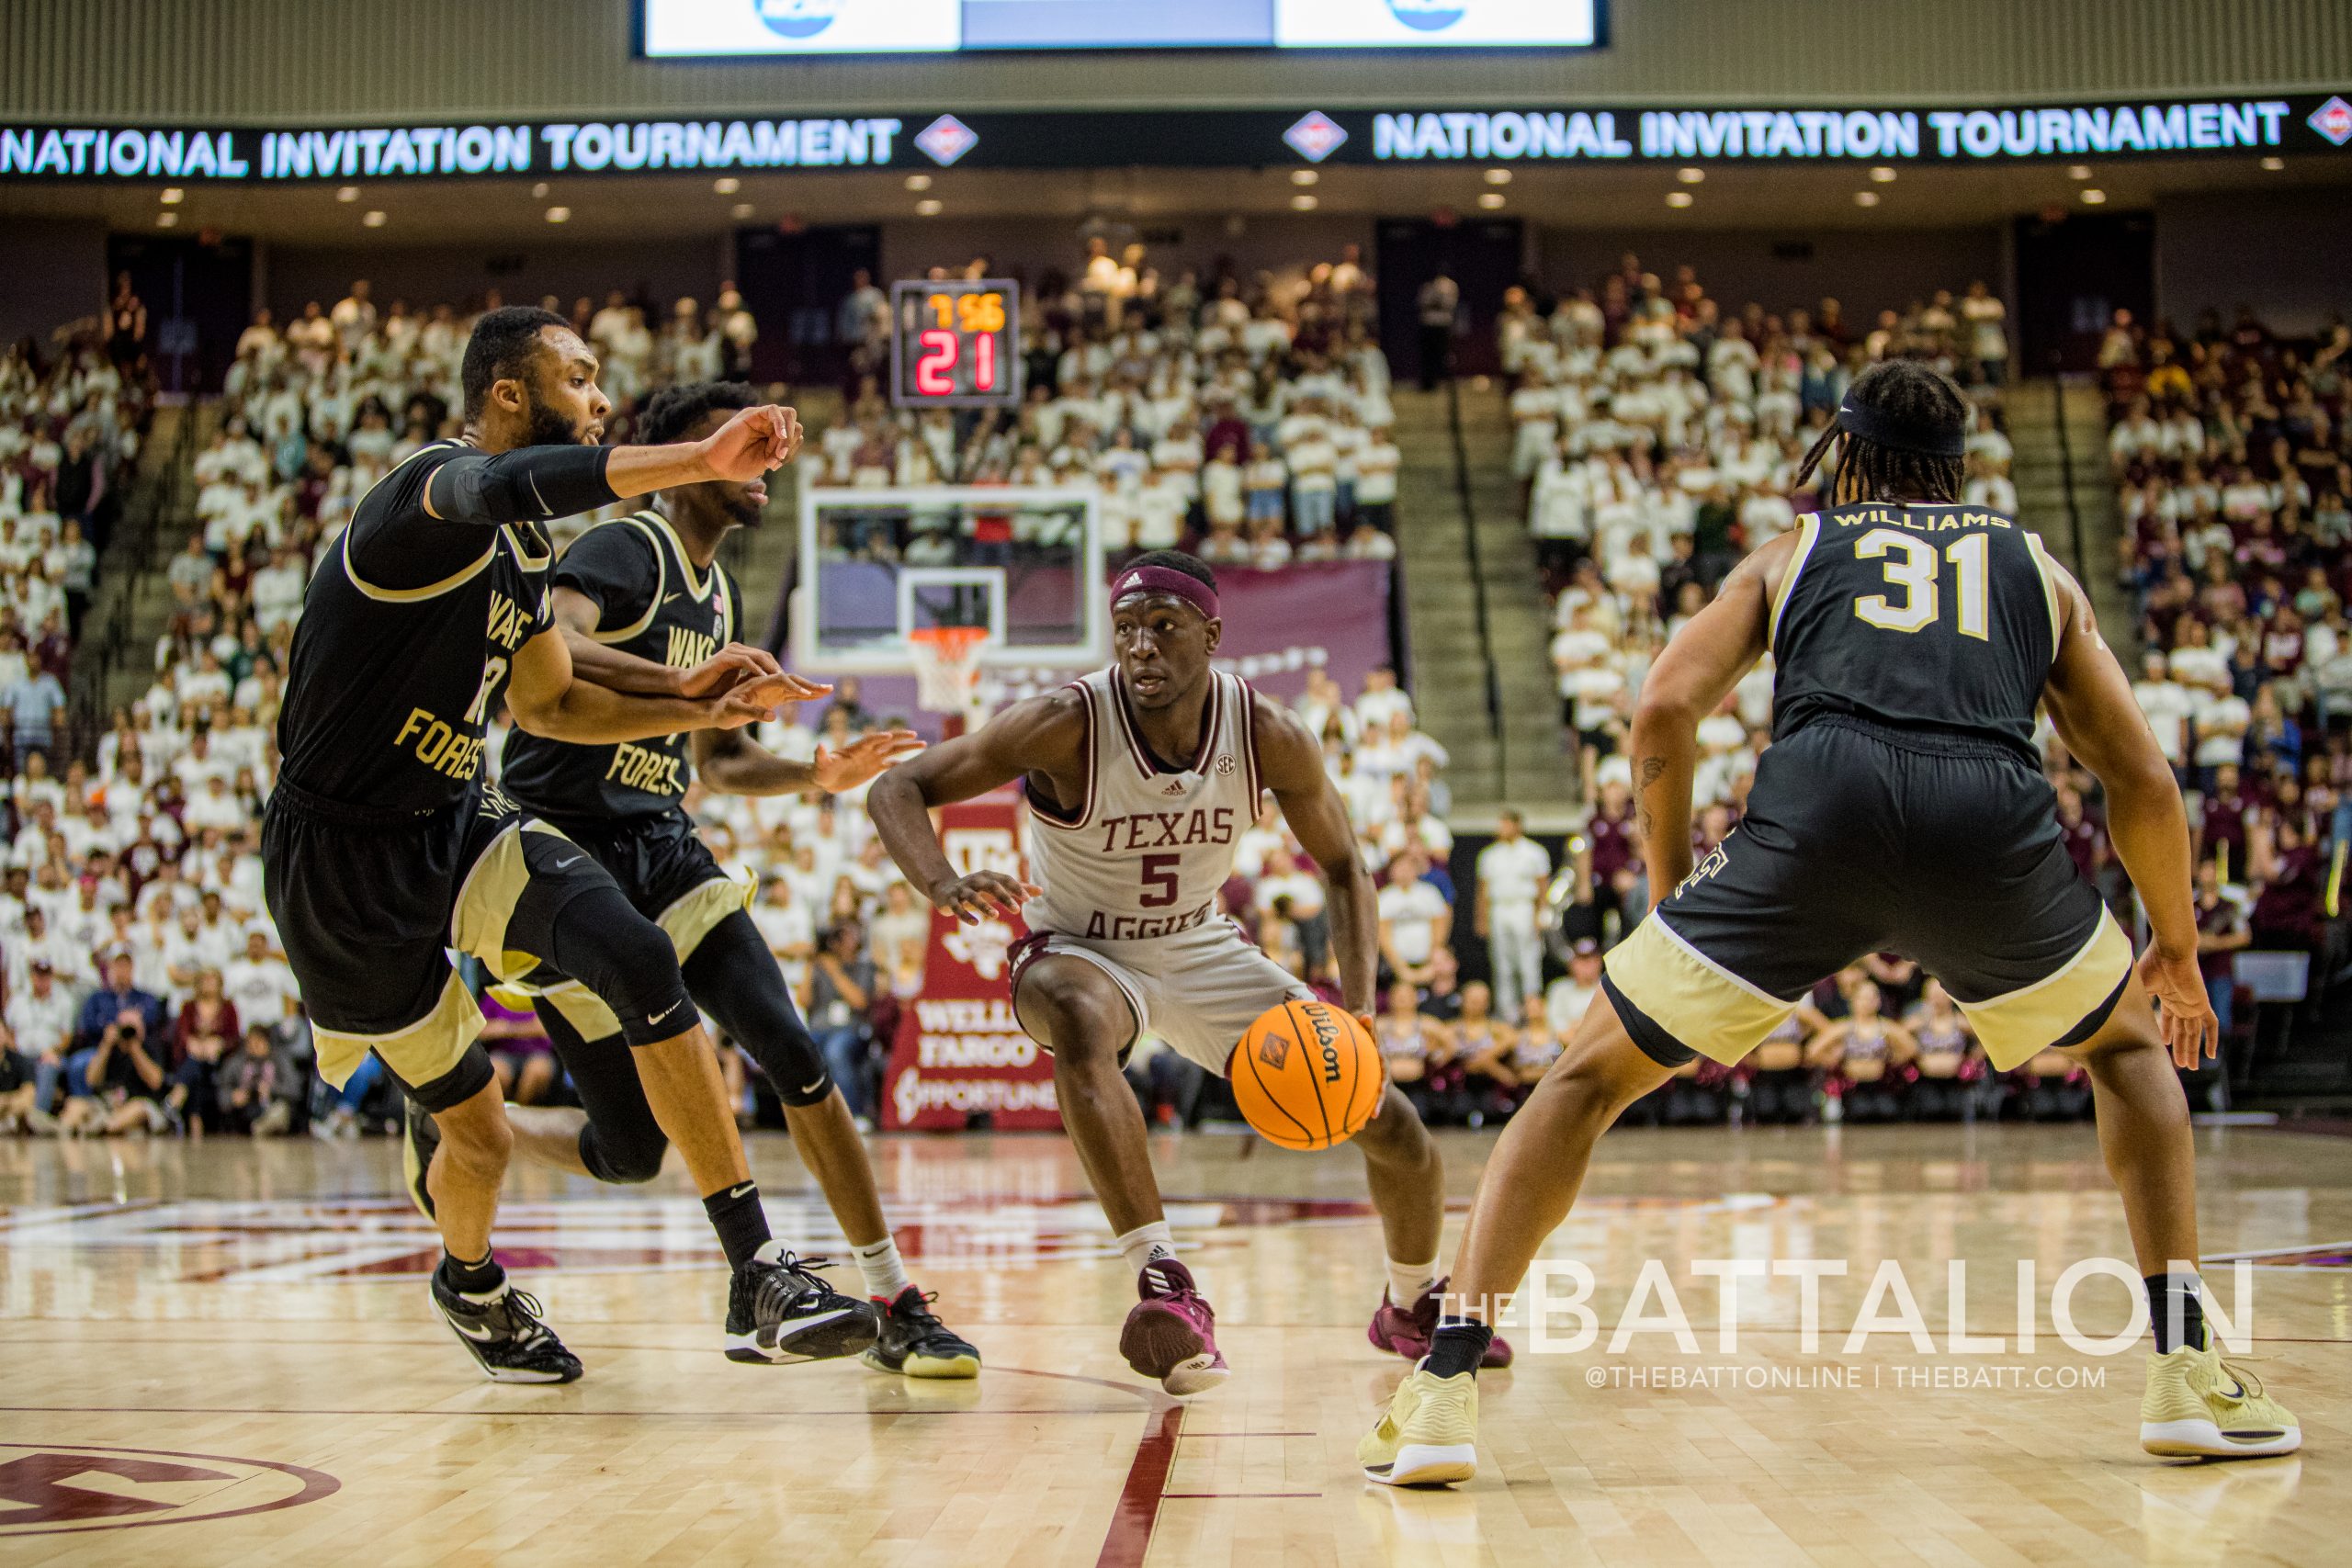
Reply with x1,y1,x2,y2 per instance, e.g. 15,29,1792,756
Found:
1160,1493,1323,1499
1096,1400,1185,1568
1176,1431,1313,1438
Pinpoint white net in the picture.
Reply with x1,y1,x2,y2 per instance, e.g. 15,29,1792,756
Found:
908,626,990,717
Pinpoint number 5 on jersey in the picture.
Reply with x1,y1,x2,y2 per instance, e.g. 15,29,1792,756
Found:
1852,528,1989,640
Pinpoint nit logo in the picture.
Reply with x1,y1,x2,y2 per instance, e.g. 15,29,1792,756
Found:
0,1443,338,1536
754,0,842,40
1284,111,1349,164
1386,0,1468,31
2311,96,2352,147
1258,1028,1293,1070
915,114,979,166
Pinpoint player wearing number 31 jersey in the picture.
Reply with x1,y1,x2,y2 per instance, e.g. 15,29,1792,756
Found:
868,550,1511,1397
1363,360,2298,1490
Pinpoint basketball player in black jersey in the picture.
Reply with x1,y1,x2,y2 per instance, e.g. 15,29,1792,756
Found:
496,380,980,1379
266,308,875,1383
1363,361,2298,1484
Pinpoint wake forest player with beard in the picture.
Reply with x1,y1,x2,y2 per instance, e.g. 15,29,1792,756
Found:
497,380,981,1379
266,309,876,1383
867,551,1510,1395
1362,361,2301,1487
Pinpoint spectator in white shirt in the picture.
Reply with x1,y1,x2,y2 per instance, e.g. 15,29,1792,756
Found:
1476,809,1554,1022
1376,850,1453,988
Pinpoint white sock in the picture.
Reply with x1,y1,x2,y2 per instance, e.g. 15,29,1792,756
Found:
852,1236,912,1301
1116,1221,1180,1280
1386,1257,1442,1307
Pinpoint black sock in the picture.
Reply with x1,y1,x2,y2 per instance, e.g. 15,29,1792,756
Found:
440,1249,505,1296
2146,1271,2206,1353
1425,1315,1493,1380
704,1181,774,1270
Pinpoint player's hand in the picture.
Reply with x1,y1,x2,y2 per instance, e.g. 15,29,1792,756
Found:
926,871,1040,924
2137,943,2218,1068
677,643,781,698
812,730,926,795
696,405,799,481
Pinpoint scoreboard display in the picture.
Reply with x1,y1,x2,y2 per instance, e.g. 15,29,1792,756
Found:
890,279,1020,409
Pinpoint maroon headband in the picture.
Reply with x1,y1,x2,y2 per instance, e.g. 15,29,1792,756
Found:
1110,564,1219,620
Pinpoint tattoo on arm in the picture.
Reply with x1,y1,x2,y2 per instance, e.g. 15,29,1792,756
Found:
1635,755,1665,838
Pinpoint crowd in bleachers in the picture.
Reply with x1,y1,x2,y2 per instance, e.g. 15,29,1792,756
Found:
2107,305,2352,1055
809,243,1402,569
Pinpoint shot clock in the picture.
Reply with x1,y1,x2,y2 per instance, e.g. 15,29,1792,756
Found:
889,278,1021,409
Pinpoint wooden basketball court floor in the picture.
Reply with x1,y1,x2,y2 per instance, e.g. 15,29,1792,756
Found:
1,1122,2346,1566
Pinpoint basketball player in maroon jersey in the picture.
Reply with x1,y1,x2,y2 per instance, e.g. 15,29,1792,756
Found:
868,551,1510,1394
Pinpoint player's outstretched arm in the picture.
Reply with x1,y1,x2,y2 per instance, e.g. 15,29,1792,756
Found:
1258,695,1379,1017
695,724,925,799
1627,534,1791,898
2038,561,2216,1066
423,404,802,525
504,625,775,744
865,692,1084,922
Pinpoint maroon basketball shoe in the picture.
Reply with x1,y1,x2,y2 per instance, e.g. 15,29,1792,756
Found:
1120,1259,1230,1396
1367,1278,1515,1369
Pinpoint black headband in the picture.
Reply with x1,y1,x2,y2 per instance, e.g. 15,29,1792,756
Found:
1835,394,1967,458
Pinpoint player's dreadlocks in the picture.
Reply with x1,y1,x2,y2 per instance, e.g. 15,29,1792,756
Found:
1793,358,1971,505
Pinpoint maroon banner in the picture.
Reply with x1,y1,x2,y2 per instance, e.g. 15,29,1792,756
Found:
881,789,1061,1131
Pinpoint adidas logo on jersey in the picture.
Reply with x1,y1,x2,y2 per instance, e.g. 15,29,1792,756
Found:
1161,779,1188,795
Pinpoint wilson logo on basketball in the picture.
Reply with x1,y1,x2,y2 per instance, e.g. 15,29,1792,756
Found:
1259,1031,1292,1070
1311,1012,1344,1082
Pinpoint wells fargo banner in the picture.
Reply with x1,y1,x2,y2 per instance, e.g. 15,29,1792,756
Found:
882,790,1060,1131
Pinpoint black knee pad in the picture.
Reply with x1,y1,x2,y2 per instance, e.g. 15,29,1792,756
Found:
546,886,697,1047
681,912,833,1107
532,998,671,1186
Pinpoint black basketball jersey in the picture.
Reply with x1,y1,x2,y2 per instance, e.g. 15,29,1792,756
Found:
1770,502,2062,761
277,441,555,812
499,511,739,820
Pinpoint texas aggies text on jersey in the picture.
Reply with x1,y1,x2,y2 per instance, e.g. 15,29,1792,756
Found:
500,511,738,820
1025,668,1262,944
276,440,554,812
1769,501,2066,760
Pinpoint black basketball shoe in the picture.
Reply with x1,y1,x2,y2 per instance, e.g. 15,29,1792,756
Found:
724,1245,880,1364
430,1268,583,1383
862,1287,982,1380
401,1097,440,1221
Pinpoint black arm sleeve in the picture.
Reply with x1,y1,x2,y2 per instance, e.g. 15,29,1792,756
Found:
345,442,620,593
426,444,617,525
550,520,661,632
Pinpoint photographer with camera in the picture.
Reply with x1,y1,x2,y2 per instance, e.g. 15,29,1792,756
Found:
56,954,172,1136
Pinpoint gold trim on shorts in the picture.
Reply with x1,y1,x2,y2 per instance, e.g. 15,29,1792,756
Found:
1601,914,1800,1066
1953,906,2132,1070
313,970,483,1090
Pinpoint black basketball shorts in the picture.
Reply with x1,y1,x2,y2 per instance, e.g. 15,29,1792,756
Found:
262,780,621,1099
1601,716,2131,1071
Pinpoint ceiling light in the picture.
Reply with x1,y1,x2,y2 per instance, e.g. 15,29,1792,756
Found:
1477,192,1505,209
2260,156,2285,171
363,209,387,227
2080,187,2107,205
545,205,571,223
1677,166,1704,184
915,198,943,216
159,186,184,205
714,176,741,194
1291,169,1318,186
1665,190,1693,208
1869,165,1896,183
905,174,933,192
155,210,179,228
1291,193,1318,211
335,186,358,202
530,181,550,198
1854,189,1881,208
731,201,755,220
1484,168,1512,186
2066,164,2092,181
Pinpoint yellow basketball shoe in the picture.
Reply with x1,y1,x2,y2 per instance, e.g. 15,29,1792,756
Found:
2141,1327,2301,1459
1360,1364,1479,1487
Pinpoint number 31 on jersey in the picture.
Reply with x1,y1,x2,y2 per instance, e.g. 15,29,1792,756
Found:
1852,528,1989,640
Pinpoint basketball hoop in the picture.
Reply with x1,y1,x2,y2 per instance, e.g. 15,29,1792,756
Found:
909,626,990,728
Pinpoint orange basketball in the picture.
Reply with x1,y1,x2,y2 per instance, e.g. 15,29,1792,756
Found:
1228,999,1384,1152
